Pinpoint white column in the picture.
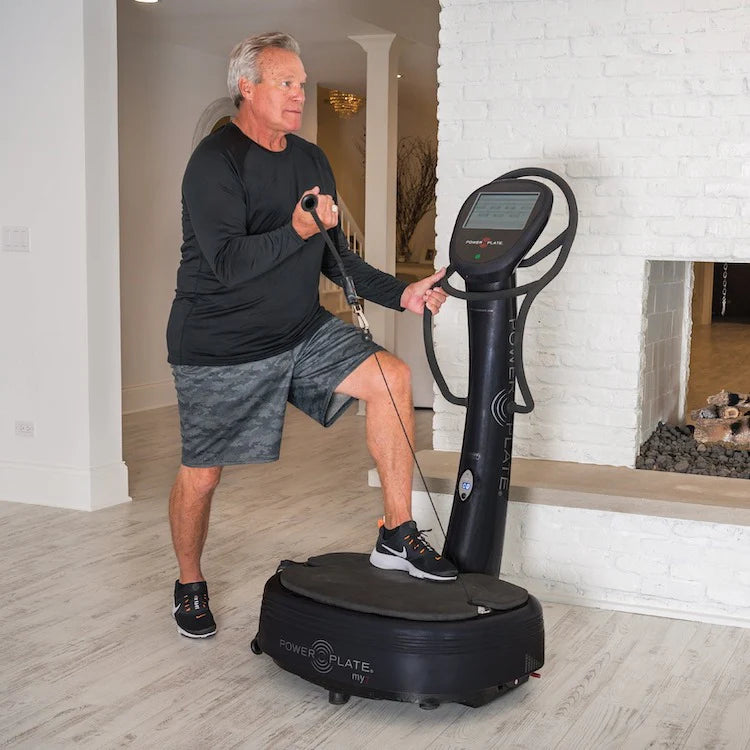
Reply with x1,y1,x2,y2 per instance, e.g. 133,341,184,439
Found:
0,0,129,510
350,34,400,352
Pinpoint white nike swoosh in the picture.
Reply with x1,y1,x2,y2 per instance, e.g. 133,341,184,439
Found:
172,604,180,615
381,543,408,558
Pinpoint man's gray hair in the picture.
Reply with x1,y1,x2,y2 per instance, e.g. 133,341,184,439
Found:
227,32,301,108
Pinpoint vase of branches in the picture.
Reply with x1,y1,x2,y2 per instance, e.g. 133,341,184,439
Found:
396,136,437,262
355,133,438,262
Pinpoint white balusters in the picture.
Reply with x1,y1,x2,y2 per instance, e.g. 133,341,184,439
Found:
319,196,365,321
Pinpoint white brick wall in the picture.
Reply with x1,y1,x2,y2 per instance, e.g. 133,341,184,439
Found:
638,260,691,445
415,493,750,627
435,0,750,466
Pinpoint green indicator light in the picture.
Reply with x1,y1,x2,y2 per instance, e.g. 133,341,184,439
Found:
474,253,481,259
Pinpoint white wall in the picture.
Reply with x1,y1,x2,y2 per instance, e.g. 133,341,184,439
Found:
435,0,750,467
0,0,128,510
118,32,228,413
118,31,318,413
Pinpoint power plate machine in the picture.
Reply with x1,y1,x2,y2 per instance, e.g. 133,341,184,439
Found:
251,168,577,709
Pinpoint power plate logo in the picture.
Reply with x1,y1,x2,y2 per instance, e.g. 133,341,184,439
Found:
310,639,336,674
465,237,503,249
279,637,374,683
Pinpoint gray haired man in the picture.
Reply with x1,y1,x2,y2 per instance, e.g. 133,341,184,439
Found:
166,32,454,638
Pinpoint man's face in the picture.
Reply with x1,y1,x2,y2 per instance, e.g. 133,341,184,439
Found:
244,47,306,134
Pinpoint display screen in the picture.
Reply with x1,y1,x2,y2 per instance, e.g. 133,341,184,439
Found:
463,192,539,231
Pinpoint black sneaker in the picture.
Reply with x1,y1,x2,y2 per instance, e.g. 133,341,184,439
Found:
369,520,458,581
173,580,217,638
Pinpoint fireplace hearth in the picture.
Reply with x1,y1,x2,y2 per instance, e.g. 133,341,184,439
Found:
637,421,750,479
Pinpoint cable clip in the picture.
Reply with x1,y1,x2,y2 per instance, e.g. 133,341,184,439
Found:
351,301,373,342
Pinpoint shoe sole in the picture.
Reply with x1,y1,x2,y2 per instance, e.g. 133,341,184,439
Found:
369,548,457,582
176,623,217,638
173,605,217,638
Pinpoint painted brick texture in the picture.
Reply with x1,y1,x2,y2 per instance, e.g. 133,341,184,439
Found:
435,0,750,466
416,493,750,626
639,260,691,445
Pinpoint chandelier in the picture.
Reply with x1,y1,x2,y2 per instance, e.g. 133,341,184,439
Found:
327,90,365,119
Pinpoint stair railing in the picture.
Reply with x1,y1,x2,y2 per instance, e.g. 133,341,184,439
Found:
319,196,364,313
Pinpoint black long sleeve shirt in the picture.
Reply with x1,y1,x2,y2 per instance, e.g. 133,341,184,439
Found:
167,123,406,365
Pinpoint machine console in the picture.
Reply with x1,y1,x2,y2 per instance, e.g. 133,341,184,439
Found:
450,179,553,279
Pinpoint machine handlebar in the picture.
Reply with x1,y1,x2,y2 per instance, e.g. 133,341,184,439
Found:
424,168,578,412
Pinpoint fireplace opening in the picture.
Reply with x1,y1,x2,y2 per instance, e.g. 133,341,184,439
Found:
636,261,750,481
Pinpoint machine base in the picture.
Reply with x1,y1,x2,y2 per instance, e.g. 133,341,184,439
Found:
253,554,544,709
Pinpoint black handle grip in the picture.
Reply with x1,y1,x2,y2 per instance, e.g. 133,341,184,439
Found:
301,194,318,211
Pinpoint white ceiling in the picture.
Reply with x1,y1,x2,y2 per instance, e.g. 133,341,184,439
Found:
117,0,440,111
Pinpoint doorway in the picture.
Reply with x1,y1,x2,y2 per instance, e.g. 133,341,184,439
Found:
687,262,750,418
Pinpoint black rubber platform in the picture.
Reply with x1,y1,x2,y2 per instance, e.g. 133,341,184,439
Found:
278,552,529,621
255,570,545,707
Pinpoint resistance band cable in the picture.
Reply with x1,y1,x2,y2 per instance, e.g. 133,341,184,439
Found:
302,195,449,542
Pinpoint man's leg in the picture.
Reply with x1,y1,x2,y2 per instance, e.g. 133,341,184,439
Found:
169,465,223,583
169,354,292,636
169,465,222,638
335,350,457,581
335,351,414,529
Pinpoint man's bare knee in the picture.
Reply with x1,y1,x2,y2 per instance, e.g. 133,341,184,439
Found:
377,354,412,399
337,351,412,403
178,465,223,498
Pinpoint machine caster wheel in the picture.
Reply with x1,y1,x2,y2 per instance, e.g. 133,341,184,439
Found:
419,699,440,710
328,690,350,705
250,637,262,655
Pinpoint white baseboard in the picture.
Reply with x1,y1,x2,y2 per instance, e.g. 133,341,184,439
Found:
529,589,750,631
122,379,176,414
0,459,131,511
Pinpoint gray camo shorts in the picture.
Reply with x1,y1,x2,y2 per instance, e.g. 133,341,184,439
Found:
172,317,382,467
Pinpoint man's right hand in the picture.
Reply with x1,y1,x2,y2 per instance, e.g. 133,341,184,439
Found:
292,186,340,240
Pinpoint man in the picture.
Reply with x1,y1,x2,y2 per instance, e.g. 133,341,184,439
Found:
166,32,455,639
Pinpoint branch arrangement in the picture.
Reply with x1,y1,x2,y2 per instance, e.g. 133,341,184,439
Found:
396,137,437,261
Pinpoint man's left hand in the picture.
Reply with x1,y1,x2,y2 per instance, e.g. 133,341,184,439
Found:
400,267,448,315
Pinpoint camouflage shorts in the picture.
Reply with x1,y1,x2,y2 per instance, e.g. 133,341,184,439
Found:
172,317,382,467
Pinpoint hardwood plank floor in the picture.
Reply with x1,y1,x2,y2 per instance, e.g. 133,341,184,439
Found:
1,404,748,749
687,321,750,418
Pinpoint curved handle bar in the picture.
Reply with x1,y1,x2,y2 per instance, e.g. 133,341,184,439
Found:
423,287,468,407
425,168,577,413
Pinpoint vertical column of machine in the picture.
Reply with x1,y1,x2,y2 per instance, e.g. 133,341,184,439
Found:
443,279,517,577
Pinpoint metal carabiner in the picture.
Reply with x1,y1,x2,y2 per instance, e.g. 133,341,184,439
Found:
351,302,373,342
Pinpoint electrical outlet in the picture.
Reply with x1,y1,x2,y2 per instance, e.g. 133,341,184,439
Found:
15,420,35,437
2,226,30,252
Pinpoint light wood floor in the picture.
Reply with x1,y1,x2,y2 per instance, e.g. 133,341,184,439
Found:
687,321,750,418
2,405,749,749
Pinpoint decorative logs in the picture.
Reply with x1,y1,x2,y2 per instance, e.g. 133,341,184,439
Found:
691,390,750,446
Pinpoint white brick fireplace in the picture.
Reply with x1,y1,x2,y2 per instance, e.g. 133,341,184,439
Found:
434,0,750,468
415,0,750,627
